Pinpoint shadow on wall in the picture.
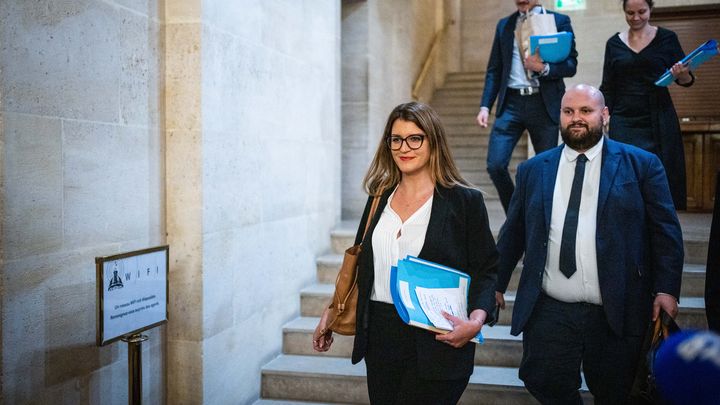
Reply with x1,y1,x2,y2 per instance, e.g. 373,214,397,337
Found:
43,282,118,389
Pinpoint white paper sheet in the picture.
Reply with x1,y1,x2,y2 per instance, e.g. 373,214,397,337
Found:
415,286,468,331
399,280,415,310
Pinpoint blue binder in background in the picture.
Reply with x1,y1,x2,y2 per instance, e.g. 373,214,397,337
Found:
529,31,573,63
389,256,484,344
655,39,718,87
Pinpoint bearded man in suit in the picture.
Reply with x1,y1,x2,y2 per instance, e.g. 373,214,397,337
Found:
495,84,683,403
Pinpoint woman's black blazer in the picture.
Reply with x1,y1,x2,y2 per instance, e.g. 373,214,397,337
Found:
350,184,499,380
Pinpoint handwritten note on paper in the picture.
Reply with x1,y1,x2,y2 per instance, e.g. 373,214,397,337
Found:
415,286,468,331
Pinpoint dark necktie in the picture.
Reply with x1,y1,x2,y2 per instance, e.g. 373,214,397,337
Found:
559,154,588,278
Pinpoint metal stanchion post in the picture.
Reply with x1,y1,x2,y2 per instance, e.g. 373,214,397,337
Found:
122,333,149,405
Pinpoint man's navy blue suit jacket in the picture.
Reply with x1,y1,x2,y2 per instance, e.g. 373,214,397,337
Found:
496,138,683,338
480,10,578,124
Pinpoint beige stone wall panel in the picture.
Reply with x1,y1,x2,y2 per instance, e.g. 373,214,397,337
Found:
165,129,203,343
2,113,63,261
119,14,162,127
194,1,341,402
202,130,264,232
460,0,516,72
62,121,151,251
1,1,122,122
164,23,202,132
166,339,203,404
2,0,164,403
164,0,201,22
164,0,340,402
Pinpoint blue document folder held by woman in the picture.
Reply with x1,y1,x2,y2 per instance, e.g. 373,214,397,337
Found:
655,39,719,87
389,256,484,344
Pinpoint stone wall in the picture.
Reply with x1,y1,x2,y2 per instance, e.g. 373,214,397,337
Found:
1,0,341,404
342,0,449,219
202,0,340,403
1,0,164,403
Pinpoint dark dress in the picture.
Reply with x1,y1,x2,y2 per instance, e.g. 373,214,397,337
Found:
600,27,693,210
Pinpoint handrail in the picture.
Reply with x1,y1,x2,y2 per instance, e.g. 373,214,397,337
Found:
412,18,454,101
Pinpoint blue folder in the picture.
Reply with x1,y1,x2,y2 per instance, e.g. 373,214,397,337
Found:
389,256,484,344
529,31,573,63
655,39,718,87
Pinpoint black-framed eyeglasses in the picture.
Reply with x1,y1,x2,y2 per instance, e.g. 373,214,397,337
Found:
386,134,426,151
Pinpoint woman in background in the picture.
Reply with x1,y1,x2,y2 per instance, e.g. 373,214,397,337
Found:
600,0,694,210
312,102,498,404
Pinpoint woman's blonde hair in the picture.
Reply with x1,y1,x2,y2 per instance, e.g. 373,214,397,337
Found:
362,102,471,196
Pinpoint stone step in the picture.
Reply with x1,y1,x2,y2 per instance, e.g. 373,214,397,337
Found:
442,117,493,129
461,170,493,185
447,135,496,147
678,212,711,265
446,134,531,147
440,112,481,121
445,71,486,83
261,355,592,404
450,143,528,159
441,116,486,127
444,124,490,136
455,158,525,173
300,284,709,330
430,95,482,106
433,88,482,99
470,183,500,197
282,317,524,368
330,222,359,255
681,264,707,296
442,81,484,90
431,104,483,117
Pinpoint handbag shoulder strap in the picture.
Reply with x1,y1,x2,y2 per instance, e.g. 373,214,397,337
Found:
360,194,382,245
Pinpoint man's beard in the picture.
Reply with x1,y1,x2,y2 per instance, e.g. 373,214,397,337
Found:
560,122,604,151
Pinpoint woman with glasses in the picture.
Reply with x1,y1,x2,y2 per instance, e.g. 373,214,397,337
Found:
313,102,499,404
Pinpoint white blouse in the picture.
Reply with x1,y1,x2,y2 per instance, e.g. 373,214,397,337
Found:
370,189,433,303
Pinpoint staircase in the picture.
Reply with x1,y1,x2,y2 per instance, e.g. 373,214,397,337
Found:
430,71,526,229
255,72,711,404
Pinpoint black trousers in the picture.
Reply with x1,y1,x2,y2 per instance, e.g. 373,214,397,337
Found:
365,301,469,405
519,294,643,405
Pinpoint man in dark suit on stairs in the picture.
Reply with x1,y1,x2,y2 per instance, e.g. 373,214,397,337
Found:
476,0,577,213
495,84,683,403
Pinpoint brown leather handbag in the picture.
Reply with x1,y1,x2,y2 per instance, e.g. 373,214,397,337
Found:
322,195,381,336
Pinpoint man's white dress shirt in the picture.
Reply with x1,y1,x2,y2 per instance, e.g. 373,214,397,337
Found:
543,137,604,304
